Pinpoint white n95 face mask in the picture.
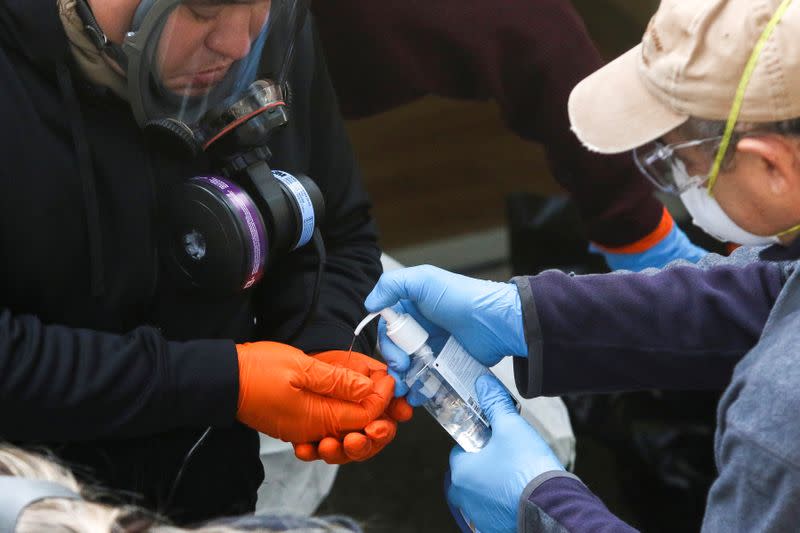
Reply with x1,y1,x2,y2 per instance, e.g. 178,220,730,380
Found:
680,185,781,246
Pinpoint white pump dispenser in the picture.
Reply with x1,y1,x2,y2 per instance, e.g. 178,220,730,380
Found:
355,308,429,356
355,308,492,452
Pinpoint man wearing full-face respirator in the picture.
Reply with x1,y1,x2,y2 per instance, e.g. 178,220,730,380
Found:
0,0,409,523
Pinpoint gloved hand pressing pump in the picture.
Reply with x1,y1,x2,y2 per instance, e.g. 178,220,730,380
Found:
292,350,413,464
365,265,527,397
235,343,395,443
447,375,564,533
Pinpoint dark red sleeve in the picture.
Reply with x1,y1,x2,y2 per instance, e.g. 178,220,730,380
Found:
312,0,664,247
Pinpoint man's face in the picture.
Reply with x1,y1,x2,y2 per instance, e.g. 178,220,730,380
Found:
89,0,271,96
157,1,271,96
662,129,800,242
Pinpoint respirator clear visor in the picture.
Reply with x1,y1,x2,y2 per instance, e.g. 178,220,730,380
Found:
121,0,303,147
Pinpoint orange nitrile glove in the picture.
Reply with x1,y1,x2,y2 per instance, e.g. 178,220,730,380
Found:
311,349,390,381
292,350,414,464
235,342,394,443
294,398,413,464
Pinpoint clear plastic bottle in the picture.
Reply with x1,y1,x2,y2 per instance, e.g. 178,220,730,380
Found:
405,342,491,452
355,308,491,452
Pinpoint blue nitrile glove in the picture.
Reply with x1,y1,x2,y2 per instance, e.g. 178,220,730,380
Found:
595,224,708,272
447,375,564,533
365,265,527,399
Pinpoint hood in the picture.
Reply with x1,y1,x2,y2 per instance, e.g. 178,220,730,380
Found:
0,1,72,75
1,0,107,296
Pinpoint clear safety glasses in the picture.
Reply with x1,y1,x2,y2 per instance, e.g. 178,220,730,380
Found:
633,136,723,195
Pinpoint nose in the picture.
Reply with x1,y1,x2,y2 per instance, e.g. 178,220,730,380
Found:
206,8,254,61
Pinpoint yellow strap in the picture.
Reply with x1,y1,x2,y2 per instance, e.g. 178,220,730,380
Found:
707,0,794,193
776,221,800,238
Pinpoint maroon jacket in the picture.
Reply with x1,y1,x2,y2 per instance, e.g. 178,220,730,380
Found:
312,0,664,247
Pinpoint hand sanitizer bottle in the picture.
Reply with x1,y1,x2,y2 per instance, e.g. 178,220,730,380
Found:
355,308,492,452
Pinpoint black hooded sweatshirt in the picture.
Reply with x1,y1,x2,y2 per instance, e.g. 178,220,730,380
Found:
0,0,380,523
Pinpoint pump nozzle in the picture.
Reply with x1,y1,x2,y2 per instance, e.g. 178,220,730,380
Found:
354,307,430,356
355,312,380,337
354,308,402,337
379,307,401,323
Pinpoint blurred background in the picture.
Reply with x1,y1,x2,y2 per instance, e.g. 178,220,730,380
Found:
300,2,718,532
347,0,659,272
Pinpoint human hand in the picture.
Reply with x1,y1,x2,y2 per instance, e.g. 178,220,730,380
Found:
597,216,708,271
235,343,394,443
447,375,563,533
294,397,413,464
365,265,527,396
292,351,413,464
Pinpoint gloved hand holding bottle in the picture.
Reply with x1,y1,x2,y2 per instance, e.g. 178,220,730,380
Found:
292,350,413,464
364,265,528,398
447,375,564,533
235,342,395,444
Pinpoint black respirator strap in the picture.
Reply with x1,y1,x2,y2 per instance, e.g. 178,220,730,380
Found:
255,0,309,87
276,0,310,88
0,477,81,533
74,0,129,70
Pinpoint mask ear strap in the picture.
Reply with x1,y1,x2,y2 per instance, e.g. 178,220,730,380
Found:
707,0,794,194
775,222,800,237
0,477,81,533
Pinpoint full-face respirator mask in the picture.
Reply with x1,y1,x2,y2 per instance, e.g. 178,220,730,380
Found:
77,0,323,293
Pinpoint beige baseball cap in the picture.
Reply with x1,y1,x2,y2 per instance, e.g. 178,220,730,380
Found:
568,0,800,154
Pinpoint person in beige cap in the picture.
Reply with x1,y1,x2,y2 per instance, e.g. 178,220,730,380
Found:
358,1,800,532
570,0,800,248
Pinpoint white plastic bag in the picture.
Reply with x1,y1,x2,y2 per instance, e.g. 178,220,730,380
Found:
255,434,338,515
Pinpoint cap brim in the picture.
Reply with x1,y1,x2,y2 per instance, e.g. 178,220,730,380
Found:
568,45,688,154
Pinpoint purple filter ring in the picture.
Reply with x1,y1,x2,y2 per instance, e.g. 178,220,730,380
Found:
190,176,268,289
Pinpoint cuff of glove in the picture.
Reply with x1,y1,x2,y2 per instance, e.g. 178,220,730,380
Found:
511,276,544,398
593,207,674,255
592,209,708,271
